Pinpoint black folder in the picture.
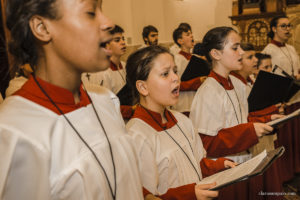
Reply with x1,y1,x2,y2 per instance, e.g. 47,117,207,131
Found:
198,147,285,191
117,84,134,106
181,55,211,81
248,71,300,112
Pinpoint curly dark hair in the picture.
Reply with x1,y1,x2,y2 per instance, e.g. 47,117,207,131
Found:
6,0,60,72
126,45,171,104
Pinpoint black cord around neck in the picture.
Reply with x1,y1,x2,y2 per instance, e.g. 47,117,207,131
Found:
32,75,116,200
140,104,201,181
215,76,243,124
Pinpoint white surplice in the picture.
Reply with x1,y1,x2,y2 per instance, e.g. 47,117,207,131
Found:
0,86,143,200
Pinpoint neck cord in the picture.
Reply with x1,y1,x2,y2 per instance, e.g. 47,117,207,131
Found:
214,75,243,124
116,67,126,84
140,105,201,181
278,46,295,76
32,75,116,200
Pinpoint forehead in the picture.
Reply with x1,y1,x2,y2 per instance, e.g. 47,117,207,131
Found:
152,53,174,68
224,31,241,46
244,50,255,55
278,18,289,24
112,32,123,38
149,32,158,36
260,58,272,64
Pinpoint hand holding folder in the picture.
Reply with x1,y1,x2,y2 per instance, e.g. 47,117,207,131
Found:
198,147,285,191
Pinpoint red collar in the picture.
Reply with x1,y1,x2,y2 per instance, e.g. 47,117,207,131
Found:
209,70,234,90
230,71,254,86
14,75,90,115
110,61,123,71
132,105,177,131
179,50,192,60
271,40,285,47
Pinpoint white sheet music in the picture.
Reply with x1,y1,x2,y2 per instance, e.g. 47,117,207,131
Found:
199,150,267,188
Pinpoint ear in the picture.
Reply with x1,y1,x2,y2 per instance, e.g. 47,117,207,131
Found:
272,26,277,33
209,49,222,61
136,80,149,97
29,15,51,42
177,38,184,46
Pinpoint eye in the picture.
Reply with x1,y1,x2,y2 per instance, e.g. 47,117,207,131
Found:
173,68,178,74
232,47,238,51
87,12,95,17
162,71,169,77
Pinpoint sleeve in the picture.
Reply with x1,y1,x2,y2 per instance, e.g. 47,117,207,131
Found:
190,83,226,136
0,129,51,200
180,77,203,91
248,105,278,123
200,158,228,178
199,123,258,158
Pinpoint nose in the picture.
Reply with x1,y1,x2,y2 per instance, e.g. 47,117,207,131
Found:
238,46,245,56
172,71,179,83
98,12,114,32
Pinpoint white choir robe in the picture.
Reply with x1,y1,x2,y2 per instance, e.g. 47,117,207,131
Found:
230,75,276,156
126,110,204,196
190,77,251,163
82,61,126,94
0,85,143,200
263,43,300,104
172,53,196,113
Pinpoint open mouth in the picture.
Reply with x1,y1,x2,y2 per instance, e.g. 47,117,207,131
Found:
121,47,127,51
238,58,243,62
99,37,113,48
172,86,180,96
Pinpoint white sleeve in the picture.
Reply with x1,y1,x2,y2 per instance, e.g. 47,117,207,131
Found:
189,83,225,136
0,129,51,200
126,124,159,195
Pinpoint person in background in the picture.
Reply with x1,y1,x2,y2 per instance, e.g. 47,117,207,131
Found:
140,25,159,49
262,15,300,80
169,22,192,55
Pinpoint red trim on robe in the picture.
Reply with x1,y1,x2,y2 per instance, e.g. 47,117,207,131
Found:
143,187,151,197
14,75,90,115
180,77,204,91
200,157,227,178
200,123,258,158
120,105,135,120
209,70,234,90
110,61,123,71
179,50,192,60
271,40,285,47
230,71,254,86
132,105,177,131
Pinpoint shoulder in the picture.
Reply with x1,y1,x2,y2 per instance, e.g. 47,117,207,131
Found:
262,43,276,53
0,96,57,151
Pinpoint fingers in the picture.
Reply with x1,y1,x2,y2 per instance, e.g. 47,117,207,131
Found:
254,123,273,137
271,114,285,120
195,183,219,199
224,160,238,168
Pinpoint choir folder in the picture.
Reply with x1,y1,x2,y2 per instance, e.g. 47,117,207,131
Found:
199,146,285,191
248,71,300,112
181,55,211,81
267,108,300,128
